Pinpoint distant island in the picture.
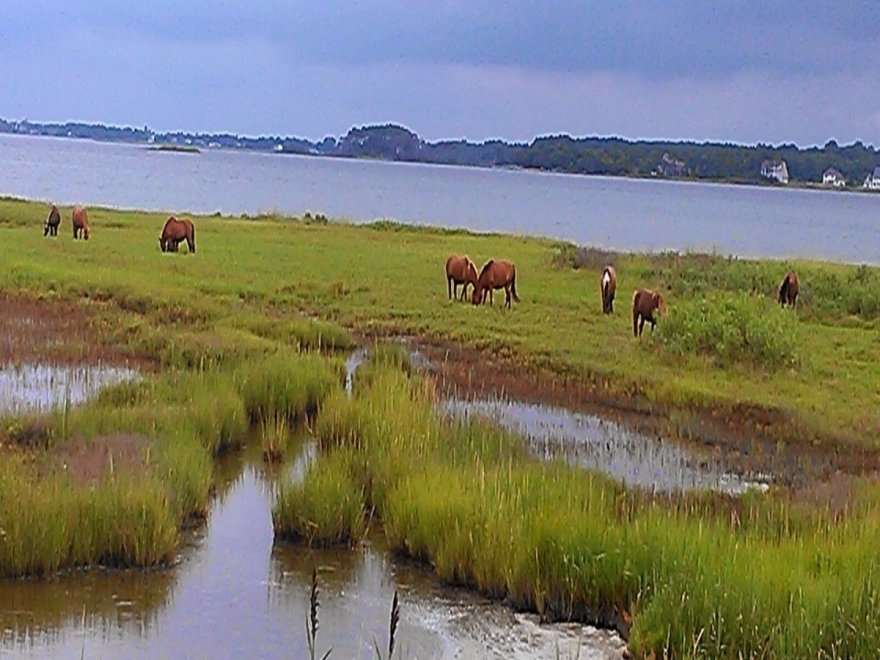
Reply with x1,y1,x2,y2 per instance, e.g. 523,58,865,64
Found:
3,116,880,189
147,143,200,154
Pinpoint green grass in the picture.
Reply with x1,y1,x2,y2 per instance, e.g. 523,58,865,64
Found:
278,360,880,658
0,196,876,446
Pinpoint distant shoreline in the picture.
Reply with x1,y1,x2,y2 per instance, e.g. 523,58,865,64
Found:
147,144,200,154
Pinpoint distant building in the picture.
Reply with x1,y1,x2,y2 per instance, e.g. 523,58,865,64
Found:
822,168,846,187
760,159,789,184
657,152,689,178
864,167,880,190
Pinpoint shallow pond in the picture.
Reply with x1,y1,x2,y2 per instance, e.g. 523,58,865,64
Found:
0,438,625,659
441,397,769,494
0,363,138,416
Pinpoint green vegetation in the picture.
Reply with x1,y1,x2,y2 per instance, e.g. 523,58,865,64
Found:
147,144,200,154
280,358,880,658
2,196,880,655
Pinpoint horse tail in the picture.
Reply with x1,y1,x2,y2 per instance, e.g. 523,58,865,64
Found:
510,267,520,302
779,275,789,304
190,224,196,253
632,290,640,337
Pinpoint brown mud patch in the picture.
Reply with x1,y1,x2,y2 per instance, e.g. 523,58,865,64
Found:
42,433,150,485
0,294,136,366
408,336,880,488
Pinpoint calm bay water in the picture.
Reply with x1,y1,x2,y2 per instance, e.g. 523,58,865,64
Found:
1,133,879,262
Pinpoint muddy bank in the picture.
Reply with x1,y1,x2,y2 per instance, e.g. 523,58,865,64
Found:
406,337,879,488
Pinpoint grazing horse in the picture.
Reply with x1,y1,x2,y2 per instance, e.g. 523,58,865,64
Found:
44,205,61,237
445,255,478,301
71,206,90,240
600,265,617,314
159,217,196,253
779,271,798,307
632,288,667,337
472,259,519,309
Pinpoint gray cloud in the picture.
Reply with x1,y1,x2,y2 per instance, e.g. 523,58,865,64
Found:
1,2,879,144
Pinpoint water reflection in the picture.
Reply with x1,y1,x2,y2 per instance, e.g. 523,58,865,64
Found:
441,397,769,494
0,434,624,659
0,363,138,415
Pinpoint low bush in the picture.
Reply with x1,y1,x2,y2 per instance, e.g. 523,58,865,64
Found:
655,292,801,369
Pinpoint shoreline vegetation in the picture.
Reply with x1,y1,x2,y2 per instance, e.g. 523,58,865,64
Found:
5,117,880,191
2,196,880,656
147,144,200,154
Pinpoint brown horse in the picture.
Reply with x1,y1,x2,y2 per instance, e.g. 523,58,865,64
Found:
44,205,61,237
632,288,667,337
445,255,478,301
472,259,519,308
779,271,798,307
72,206,90,240
600,265,617,314
159,217,196,253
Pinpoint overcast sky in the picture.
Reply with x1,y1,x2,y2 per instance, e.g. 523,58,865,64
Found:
2,2,879,146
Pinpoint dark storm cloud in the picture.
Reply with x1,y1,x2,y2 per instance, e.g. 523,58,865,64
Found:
2,2,879,144
5,1,878,77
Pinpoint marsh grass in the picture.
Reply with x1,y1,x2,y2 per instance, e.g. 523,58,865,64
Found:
277,362,880,657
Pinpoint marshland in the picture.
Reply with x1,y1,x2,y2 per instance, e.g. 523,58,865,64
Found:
2,193,880,658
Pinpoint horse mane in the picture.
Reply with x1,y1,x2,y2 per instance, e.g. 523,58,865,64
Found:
479,259,495,278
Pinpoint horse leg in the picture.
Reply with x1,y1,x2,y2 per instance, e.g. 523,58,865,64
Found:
505,286,511,309
638,317,645,337
448,277,452,300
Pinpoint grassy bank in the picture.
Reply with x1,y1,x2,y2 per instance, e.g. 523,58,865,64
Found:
277,357,880,657
0,197,877,448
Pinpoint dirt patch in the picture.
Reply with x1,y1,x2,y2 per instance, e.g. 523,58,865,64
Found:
44,433,150,485
0,294,134,366
408,336,880,487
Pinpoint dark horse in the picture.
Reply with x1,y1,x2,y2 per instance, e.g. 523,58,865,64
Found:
632,288,667,337
445,255,478,301
159,217,196,253
72,206,90,240
44,205,61,237
600,265,617,314
472,259,519,309
779,271,798,307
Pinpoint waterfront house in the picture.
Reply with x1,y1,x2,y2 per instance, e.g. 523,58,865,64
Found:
822,168,846,187
760,159,789,184
863,167,880,190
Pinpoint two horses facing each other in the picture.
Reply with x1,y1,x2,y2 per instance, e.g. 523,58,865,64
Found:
159,217,196,254
445,255,478,301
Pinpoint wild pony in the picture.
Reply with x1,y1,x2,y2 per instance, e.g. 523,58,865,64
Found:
472,259,519,309
632,288,667,337
600,265,617,314
71,206,90,240
779,271,798,307
159,217,196,253
44,205,61,237
445,255,478,301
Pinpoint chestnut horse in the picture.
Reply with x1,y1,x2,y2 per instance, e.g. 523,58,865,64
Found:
159,217,196,253
779,271,798,307
72,206,90,240
472,259,519,308
600,265,617,314
445,255,478,301
632,288,667,337
44,205,61,237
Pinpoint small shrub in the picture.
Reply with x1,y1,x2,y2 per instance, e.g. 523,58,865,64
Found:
552,243,617,270
655,292,800,369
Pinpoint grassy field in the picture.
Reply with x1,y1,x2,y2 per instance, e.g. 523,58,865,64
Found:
1,197,878,448
3,196,880,655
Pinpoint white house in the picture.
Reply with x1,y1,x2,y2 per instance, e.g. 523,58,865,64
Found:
822,168,845,187
760,159,789,184
864,167,880,190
